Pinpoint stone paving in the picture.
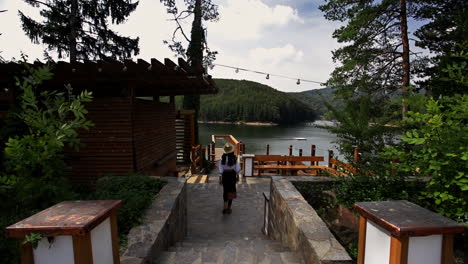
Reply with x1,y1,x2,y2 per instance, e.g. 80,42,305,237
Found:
155,174,305,264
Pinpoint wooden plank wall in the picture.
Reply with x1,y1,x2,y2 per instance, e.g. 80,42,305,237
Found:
67,97,134,186
133,99,176,174
175,110,195,164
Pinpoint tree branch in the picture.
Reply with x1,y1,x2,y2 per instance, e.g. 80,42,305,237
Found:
24,0,55,9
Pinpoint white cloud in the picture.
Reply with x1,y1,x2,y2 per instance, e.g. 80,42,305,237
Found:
248,44,304,66
209,0,303,40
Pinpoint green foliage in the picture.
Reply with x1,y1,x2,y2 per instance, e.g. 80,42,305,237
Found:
23,233,43,249
19,0,139,60
93,175,167,241
384,95,468,222
3,65,93,208
319,0,417,98
333,176,423,209
0,65,93,262
293,182,336,214
288,87,344,118
414,0,468,97
190,79,317,124
320,96,396,170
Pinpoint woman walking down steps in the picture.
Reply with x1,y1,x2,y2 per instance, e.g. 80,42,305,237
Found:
218,142,241,214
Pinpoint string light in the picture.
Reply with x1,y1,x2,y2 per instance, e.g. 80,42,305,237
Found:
214,63,325,85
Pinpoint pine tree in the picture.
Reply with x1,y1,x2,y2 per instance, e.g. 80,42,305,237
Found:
320,0,418,119
19,0,140,62
414,0,468,97
161,0,219,143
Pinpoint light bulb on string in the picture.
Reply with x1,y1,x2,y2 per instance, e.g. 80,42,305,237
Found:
296,79,300,85
266,74,270,80
235,68,239,73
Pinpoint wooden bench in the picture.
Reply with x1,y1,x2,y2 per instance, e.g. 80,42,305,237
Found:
256,165,326,175
254,155,326,176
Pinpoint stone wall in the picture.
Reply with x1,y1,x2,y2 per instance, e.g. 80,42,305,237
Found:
120,177,187,264
268,176,352,264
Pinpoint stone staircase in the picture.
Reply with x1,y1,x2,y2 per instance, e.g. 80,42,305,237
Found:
154,179,304,264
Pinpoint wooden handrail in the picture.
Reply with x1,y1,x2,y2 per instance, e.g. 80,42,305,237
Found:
190,144,204,174
211,134,242,156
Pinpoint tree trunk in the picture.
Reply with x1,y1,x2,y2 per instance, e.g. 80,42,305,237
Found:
400,0,410,120
69,0,78,62
184,0,204,144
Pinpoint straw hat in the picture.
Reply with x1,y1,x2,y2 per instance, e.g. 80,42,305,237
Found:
223,143,235,154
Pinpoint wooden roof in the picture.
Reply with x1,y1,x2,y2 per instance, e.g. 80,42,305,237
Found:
0,58,218,96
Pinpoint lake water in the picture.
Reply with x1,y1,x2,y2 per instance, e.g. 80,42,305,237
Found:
199,121,343,159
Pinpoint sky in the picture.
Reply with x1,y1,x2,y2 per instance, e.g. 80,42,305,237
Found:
0,0,420,93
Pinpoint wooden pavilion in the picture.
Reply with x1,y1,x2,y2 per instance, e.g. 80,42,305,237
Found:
0,58,217,186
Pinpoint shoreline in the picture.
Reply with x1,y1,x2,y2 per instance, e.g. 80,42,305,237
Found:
198,121,278,126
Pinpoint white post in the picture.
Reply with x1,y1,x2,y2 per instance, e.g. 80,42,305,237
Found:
242,154,255,177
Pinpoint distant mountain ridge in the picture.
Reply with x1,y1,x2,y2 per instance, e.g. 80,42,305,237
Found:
195,79,319,124
288,88,341,117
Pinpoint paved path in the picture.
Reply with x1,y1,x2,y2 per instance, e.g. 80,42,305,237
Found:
155,170,304,263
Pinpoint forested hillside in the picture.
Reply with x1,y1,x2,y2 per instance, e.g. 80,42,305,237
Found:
179,79,318,124
288,88,343,117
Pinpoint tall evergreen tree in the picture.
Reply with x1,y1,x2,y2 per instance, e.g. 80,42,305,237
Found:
161,0,219,143
19,0,140,62
414,0,468,97
320,0,419,119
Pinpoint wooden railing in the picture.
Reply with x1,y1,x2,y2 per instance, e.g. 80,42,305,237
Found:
190,144,204,174
254,155,326,176
208,135,244,163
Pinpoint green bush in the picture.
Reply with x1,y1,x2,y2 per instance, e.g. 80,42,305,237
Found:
293,182,336,215
385,95,468,222
93,175,166,241
333,176,423,209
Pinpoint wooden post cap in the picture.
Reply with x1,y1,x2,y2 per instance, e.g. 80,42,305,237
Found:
6,200,122,238
354,200,464,238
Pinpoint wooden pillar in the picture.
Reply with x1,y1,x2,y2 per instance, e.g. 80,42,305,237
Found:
389,236,409,264
190,146,196,174
266,144,270,155
441,234,454,264
328,150,334,168
354,147,360,163
311,145,316,165
357,216,366,264
110,212,120,264
19,235,33,264
211,143,215,162
73,233,93,264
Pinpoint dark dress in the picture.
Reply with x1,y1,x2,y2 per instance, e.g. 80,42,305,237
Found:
222,170,237,200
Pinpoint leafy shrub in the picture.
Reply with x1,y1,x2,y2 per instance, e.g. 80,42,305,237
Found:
333,176,423,209
1,65,93,263
293,182,336,214
384,95,468,222
93,175,166,241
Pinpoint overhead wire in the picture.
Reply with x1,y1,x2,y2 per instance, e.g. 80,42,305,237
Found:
213,63,325,85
